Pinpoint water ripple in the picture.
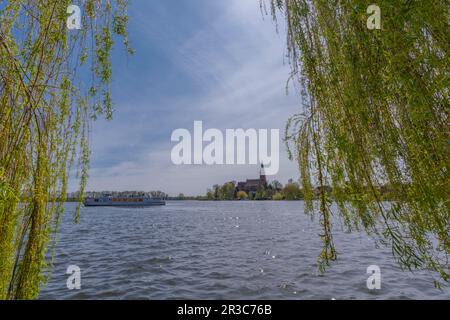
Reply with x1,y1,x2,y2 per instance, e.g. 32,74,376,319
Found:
40,201,450,300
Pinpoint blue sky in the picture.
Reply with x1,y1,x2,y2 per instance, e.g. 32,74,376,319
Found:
78,0,301,196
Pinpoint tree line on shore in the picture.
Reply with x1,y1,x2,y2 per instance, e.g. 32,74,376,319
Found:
64,183,399,202
204,180,302,201
200,180,397,201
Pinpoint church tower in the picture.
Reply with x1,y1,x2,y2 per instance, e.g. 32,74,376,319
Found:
259,163,267,186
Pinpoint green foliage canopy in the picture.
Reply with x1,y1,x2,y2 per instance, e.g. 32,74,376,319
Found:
0,0,130,299
237,191,249,200
282,183,303,200
264,0,449,281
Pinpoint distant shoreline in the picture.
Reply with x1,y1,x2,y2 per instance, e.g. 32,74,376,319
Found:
64,199,309,203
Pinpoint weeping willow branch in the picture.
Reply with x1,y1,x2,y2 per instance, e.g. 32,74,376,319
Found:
0,0,131,299
265,0,449,284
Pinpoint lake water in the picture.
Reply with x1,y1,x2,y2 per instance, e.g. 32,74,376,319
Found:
39,201,449,300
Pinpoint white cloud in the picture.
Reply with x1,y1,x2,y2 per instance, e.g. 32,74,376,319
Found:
82,0,301,195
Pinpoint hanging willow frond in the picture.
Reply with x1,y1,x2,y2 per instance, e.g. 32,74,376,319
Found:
265,0,449,282
0,0,131,299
